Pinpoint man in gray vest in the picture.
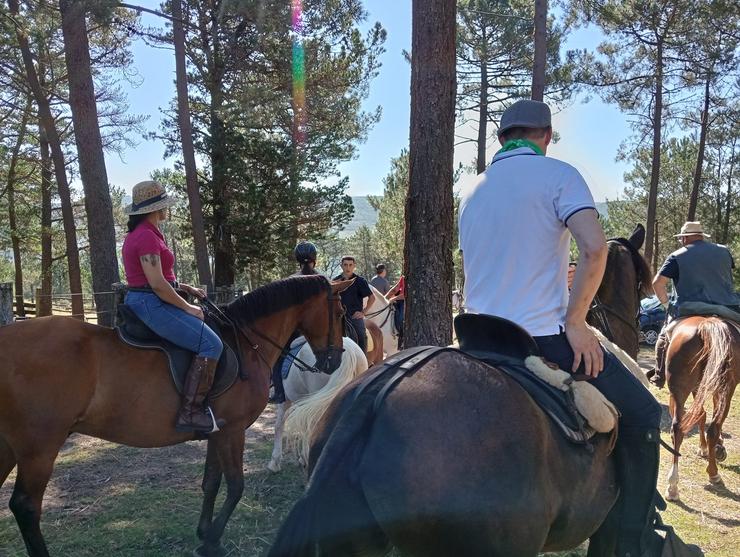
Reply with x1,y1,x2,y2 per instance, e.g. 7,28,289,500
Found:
649,221,740,387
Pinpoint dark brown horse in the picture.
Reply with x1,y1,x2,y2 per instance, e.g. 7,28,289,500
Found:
664,316,739,501
0,275,349,557
267,229,654,557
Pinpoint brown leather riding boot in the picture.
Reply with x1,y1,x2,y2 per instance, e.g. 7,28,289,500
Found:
175,356,223,433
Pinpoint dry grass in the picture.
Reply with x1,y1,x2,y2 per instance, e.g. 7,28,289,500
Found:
0,348,738,556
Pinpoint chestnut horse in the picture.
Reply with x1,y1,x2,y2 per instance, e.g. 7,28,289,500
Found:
0,275,348,557
267,229,654,557
664,316,739,501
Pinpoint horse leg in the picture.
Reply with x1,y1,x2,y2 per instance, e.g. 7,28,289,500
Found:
705,386,735,486
196,440,222,543
696,408,708,458
196,432,245,557
0,435,16,488
268,400,290,473
9,448,60,557
666,397,685,502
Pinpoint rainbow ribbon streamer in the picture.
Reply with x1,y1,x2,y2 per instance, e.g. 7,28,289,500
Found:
292,0,306,147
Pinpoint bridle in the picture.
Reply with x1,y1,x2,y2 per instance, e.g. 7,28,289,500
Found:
587,238,642,345
201,282,344,375
364,302,395,330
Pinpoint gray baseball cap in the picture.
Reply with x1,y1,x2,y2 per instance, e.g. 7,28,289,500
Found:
498,100,552,136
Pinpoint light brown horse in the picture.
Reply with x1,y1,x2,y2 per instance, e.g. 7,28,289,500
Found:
664,316,739,501
267,229,655,557
0,275,348,557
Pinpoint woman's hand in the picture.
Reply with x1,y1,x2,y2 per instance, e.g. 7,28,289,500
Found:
186,303,204,321
182,284,207,299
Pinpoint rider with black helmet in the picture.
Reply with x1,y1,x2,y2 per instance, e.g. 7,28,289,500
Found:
269,241,320,403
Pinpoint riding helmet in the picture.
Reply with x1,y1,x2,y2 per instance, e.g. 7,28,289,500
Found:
294,241,317,264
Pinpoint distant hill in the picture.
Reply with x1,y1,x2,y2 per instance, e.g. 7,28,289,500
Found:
337,196,379,238
336,197,609,238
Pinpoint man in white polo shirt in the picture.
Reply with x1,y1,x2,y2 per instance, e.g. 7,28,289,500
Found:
459,100,667,557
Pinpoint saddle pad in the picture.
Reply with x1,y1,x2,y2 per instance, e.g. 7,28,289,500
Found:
467,350,596,444
116,305,239,399
353,346,597,446
676,302,740,324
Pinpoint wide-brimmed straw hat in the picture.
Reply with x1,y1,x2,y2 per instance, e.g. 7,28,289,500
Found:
674,221,710,238
124,180,177,215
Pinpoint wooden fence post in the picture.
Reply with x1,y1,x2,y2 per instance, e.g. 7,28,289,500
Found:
111,282,127,327
0,283,13,325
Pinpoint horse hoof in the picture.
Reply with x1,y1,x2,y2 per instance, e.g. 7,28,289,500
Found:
715,444,727,462
696,447,709,459
708,474,724,486
194,544,226,557
665,487,680,502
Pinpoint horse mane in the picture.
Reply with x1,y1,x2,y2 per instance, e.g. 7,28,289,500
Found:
224,275,329,328
608,237,653,299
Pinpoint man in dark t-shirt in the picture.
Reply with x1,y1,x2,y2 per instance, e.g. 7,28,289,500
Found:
333,256,375,352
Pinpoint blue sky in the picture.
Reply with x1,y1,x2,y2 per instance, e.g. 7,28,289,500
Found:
106,1,634,202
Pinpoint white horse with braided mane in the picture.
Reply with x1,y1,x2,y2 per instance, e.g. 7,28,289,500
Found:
267,337,368,472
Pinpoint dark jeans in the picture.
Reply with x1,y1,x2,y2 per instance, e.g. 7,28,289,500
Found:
533,332,661,434
348,316,367,353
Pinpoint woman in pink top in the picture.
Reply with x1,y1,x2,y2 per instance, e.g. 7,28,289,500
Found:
122,181,223,434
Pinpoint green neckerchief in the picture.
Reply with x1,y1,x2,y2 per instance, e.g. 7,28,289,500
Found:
495,138,544,157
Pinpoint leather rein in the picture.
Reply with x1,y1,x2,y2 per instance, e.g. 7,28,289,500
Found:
201,282,343,375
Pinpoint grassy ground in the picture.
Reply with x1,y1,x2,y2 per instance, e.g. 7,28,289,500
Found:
0,348,738,556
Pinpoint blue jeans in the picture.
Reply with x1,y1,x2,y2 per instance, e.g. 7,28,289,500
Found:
348,316,367,353
533,332,661,434
124,291,223,360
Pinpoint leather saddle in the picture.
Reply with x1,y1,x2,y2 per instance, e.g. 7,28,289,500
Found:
115,304,240,399
454,313,593,444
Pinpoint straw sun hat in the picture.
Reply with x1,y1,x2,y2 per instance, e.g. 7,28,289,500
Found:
674,221,710,238
124,180,177,215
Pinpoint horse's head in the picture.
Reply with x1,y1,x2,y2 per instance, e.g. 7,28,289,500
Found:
590,224,654,357
297,278,351,374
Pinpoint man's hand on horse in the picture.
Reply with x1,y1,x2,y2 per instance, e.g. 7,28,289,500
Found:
565,321,604,378
352,311,364,319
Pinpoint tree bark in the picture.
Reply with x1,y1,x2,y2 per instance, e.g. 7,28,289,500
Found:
476,38,488,174
404,0,456,348
39,123,53,317
7,98,31,317
60,0,120,326
10,0,85,319
172,0,213,291
687,76,711,221
644,39,663,270
531,0,548,101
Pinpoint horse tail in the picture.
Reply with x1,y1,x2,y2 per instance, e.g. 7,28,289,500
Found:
268,354,393,557
681,318,736,434
284,338,368,464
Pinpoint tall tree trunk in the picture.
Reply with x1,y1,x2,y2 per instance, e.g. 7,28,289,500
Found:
721,138,736,243
644,40,663,270
60,0,120,326
687,76,711,221
10,0,84,319
39,123,53,317
476,38,488,174
404,0,456,347
7,98,31,317
531,0,547,101
200,6,235,287
172,0,212,291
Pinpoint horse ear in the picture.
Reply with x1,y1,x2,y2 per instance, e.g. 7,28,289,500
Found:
628,224,645,251
332,278,355,293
